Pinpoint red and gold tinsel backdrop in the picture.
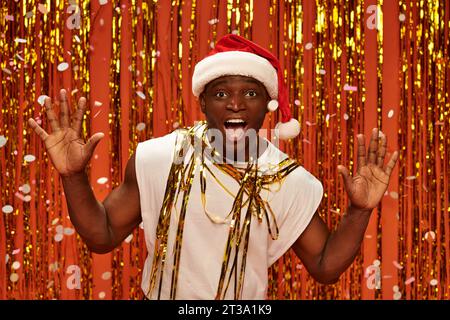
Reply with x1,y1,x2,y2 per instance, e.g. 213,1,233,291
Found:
0,0,449,300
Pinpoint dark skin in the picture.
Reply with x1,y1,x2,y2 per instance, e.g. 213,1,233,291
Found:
29,76,398,285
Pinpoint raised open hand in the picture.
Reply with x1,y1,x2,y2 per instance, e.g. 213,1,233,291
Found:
337,128,399,211
28,89,104,177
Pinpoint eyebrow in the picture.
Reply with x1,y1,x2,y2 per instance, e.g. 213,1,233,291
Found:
206,77,262,90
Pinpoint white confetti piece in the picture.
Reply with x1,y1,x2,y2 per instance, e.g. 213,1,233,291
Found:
19,184,31,194
23,195,31,202
64,227,75,236
343,113,350,121
55,225,64,234
389,191,399,199
294,99,300,106
0,135,7,147
399,13,406,22
10,273,19,282
12,261,21,270
38,4,49,14
295,264,303,270
57,62,69,72
99,291,106,299
305,42,313,50
136,91,146,100
124,234,133,243
12,249,20,255
430,279,438,286
99,18,104,26
99,0,108,5
405,277,415,285
102,271,112,280
74,35,81,43
51,218,59,225
54,233,64,242
47,280,54,288
2,205,13,214
37,95,48,106
14,38,27,44
5,254,10,264
344,84,358,91
94,101,103,107
5,15,14,21
208,18,219,25
97,177,108,185
16,54,25,61
393,261,403,269
231,30,239,35
325,114,330,122
319,69,326,75
406,175,416,180
24,154,36,163
424,231,436,241
393,291,402,300
136,122,146,131
388,109,394,118
2,67,12,75
393,285,399,292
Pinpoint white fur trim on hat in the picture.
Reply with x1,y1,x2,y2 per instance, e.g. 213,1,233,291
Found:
192,51,278,98
275,118,301,140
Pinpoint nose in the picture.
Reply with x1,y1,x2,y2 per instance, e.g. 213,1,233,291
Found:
226,94,244,112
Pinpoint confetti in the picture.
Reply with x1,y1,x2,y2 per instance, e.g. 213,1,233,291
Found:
5,254,10,264
124,234,133,243
14,38,27,43
38,4,49,15
25,11,34,19
24,154,36,163
99,0,108,5
51,218,59,225
2,205,13,214
12,261,21,270
208,18,219,25
54,233,64,242
136,91,146,100
57,62,69,72
12,249,20,255
55,225,64,234
231,30,239,35
2,67,12,75
19,184,31,194
64,228,75,236
429,279,438,286
319,69,326,75
23,195,31,202
389,191,399,199
325,114,330,122
373,259,381,267
393,292,402,300
74,35,81,43
424,231,436,241
399,13,406,22
0,135,7,147
343,84,357,91
99,291,106,299
393,261,403,269
343,113,350,121
304,42,313,50
37,95,48,106
136,123,146,131
405,277,415,285
10,273,19,282
5,15,14,22
387,109,394,118
406,175,417,180
101,271,112,280
97,177,108,185
294,99,300,106
94,101,103,107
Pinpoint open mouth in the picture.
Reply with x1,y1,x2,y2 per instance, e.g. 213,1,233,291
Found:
223,119,248,142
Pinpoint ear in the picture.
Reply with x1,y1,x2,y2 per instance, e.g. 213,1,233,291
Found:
199,94,206,113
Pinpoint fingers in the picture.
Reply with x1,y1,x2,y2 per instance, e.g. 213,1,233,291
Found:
59,89,70,128
384,151,399,177
337,165,353,193
72,97,87,136
367,128,379,165
28,118,49,141
356,134,366,171
44,97,61,132
377,132,387,168
84,132,105,156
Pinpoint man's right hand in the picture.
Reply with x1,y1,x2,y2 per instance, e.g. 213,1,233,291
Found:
28,89,104,177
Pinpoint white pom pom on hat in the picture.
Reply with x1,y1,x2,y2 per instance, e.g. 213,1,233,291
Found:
192,34,300,140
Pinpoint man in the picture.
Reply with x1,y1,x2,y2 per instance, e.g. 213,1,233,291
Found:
28,34,398,299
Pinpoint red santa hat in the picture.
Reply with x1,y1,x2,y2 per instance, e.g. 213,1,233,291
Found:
192,34,301,140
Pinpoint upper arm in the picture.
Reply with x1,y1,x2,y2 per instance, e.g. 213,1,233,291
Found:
290,212,330,277
102,154,142,248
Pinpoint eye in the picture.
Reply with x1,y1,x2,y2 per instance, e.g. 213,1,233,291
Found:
215,91,228,98
245,90,257,97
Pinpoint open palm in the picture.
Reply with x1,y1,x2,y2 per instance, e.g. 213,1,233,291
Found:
338,128,399,211
28,89,104,177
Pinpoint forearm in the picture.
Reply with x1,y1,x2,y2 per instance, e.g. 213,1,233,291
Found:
318,205,372,282
61,171,113,253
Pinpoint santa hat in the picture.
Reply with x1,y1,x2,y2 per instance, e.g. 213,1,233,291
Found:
192,34,300,140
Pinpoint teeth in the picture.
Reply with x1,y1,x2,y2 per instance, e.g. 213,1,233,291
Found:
226,119,245,124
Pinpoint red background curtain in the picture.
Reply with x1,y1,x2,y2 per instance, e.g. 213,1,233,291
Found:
0,0,448,299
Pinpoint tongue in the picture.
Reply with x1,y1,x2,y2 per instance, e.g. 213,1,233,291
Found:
225,127,245,142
